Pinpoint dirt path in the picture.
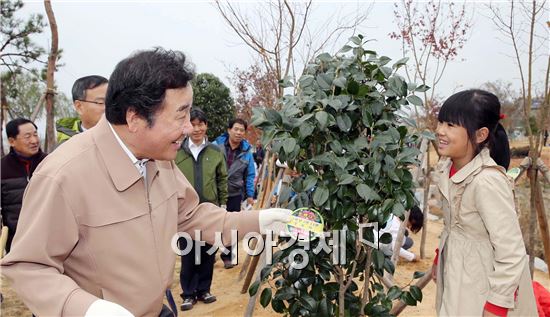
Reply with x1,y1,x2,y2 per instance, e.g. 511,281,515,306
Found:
2,218,548,316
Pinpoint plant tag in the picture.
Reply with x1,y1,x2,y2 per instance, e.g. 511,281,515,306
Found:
507,167,521,180
287,207,324,240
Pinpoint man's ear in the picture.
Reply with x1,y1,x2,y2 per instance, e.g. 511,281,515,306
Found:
126,109,145,133
476,127,489,144
74,101,83,116
7,137,16,147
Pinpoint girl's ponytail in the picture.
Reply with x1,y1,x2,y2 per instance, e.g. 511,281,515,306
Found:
490,123,511,170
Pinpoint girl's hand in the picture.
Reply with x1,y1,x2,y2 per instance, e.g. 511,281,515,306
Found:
482,309,499,317
431,264,437,282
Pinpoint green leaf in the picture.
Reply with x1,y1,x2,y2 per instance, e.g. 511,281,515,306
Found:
421,130,436,140
350,35,362,45
328,98,343,110
299,293,317,312
315,111,329,129
372,249,385,270
299,75,315,88
274,286,298,300
272,299,286,313
356,184,381,202
401,291,417,306
347,80,359,95
260,287,272,307
415,84,430,92
406,95,424,107
318,52,332,62
303,175,318,191
283,138,297,154
339,45,353,53
319,298,330,317
336,114,352,132
392,202,406,218
410,285,423,302
387,286,402,300
338,174,355,185
413,271,426,279
333,76,346,88
392,56,409,69
379,232,392,244
378,56,391,66
313,185,329,206
299,122,315,138
249,280,260,296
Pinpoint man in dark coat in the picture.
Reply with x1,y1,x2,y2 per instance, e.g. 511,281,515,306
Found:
1,118,47,253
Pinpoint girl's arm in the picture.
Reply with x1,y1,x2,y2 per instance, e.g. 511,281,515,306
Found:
475,170,526,311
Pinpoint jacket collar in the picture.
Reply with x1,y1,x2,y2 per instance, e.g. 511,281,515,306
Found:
450,148,498,184
92,116,158,191
436,148,499,202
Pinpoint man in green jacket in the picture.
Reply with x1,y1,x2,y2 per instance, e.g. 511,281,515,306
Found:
175,108,228,311
56,75,108,144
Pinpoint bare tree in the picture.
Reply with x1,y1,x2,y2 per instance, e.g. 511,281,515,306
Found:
214,0,370,100
43,0,59,152
390,0,472,258
488,0,550,277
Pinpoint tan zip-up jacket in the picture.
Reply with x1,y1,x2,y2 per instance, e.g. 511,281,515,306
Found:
1,117,260,317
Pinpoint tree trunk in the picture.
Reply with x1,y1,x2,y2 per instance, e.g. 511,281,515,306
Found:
43,0,59,152
528,167,538,275
534,174,550,279
0,81,7,156
420,148,431,259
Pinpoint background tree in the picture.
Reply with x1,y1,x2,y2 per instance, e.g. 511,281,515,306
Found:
480,80,522,133
250,37,427,317
191,73,235,140
43,0,59,152
215,0,369,104
0,0,46,154
1,71,75,120
389,0,472,258
488,0,550,276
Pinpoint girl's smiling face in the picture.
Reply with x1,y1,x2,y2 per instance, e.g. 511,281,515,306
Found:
436,121,476,170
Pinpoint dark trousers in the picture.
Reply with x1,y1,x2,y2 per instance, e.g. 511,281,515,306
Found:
179,238,215,298
220,195,242,262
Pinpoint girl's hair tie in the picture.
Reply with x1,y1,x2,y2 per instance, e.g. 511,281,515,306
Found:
499,113,506,120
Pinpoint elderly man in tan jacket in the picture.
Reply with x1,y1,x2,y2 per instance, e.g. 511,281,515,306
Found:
1,48,289,317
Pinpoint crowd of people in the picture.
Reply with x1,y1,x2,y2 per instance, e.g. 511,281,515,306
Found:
1,47,549,317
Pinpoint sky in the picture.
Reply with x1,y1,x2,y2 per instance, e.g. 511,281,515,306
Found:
14,0,550,106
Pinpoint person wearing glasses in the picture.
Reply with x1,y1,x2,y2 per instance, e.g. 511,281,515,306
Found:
1,118,47,254
56,75,108,145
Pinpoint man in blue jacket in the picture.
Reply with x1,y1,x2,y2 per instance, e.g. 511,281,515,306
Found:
213,118,255,268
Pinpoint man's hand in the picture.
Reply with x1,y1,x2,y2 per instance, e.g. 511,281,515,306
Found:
247,197,254,207
258,208,292,234
411,254,419,262
85,299,134,317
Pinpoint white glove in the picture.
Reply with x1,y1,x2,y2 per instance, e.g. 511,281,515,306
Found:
259,208,292,234
85,299,134,317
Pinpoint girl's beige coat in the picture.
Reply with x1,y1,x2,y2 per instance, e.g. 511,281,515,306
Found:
435,148,537,316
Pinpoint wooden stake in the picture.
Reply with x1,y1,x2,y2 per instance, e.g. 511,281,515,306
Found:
534,176,550,279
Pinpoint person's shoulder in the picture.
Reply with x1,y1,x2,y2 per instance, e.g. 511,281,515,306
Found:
474,165,510,188
35,132,96,179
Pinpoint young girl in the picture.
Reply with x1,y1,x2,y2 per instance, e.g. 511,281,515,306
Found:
432,89,537,316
